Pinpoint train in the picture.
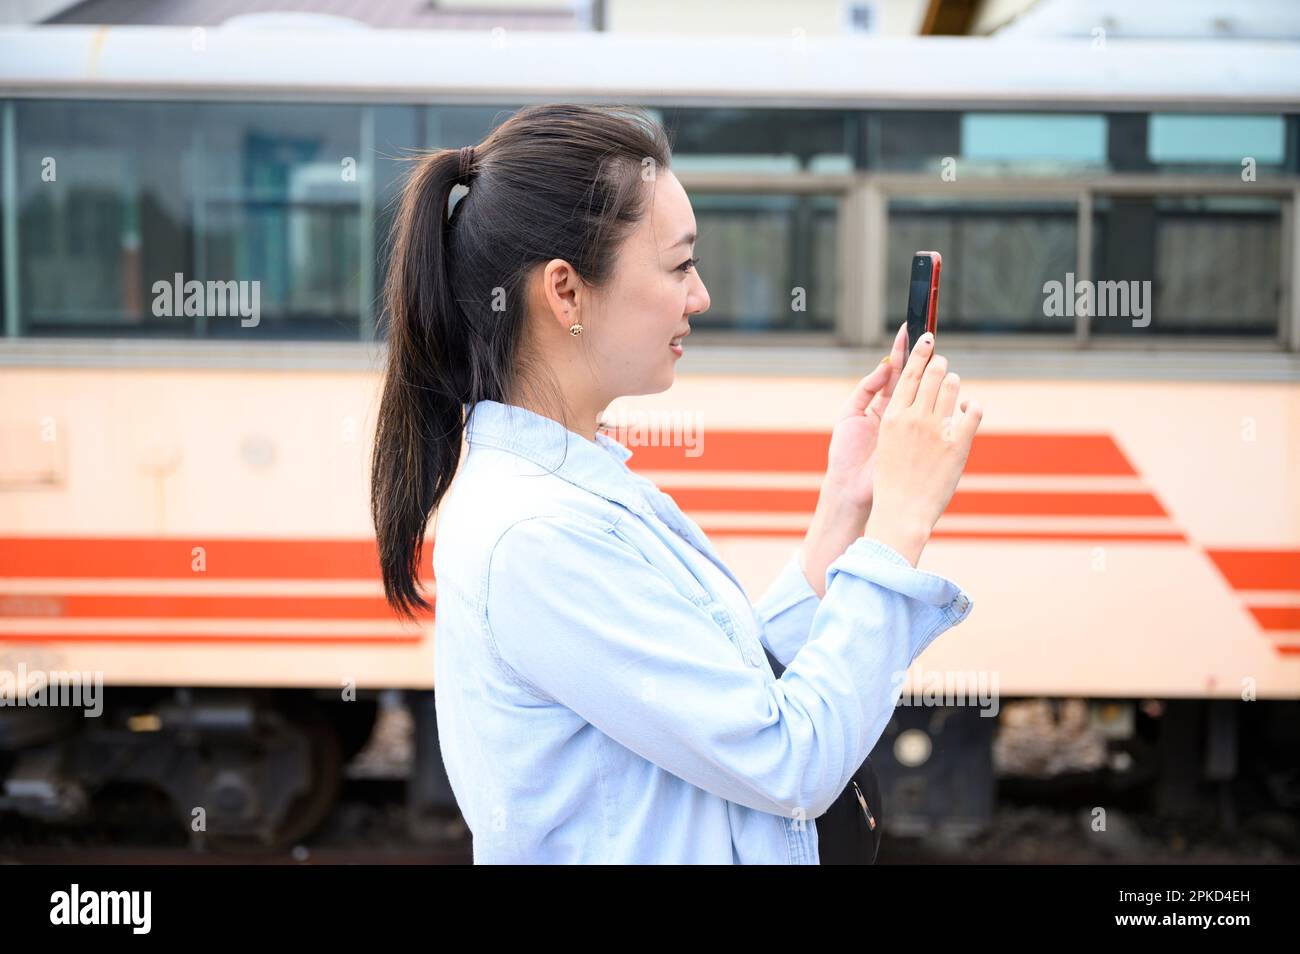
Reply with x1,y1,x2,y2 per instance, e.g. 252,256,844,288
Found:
0,24,1297,849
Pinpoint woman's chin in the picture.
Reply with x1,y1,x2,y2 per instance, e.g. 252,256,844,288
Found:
621,373,674,397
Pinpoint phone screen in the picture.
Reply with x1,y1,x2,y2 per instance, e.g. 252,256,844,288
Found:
905,253,939,361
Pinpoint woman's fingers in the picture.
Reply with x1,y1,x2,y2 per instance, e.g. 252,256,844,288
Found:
843,323,908,419
891,331,935,410
865,325,908,417
842,359,892,418
862,373,893,422
956,397,984,443
935,371,960,421
916,352,949,414
889,321,908,365
877,322,907,400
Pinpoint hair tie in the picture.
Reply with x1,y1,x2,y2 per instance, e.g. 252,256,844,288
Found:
456,146,475,186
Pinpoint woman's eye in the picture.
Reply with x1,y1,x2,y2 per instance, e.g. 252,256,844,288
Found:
678,256,700,273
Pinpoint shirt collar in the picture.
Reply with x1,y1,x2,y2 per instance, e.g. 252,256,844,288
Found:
464,399,650,515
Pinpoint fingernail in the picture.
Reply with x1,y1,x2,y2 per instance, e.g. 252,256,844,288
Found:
879,356,890,365
921,333,933,344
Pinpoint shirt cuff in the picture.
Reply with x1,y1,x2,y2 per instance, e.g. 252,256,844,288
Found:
826,536,974,651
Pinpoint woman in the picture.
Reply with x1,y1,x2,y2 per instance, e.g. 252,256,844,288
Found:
370,104,982,864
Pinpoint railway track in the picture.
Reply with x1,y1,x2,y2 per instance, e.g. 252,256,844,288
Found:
4,800,1295,865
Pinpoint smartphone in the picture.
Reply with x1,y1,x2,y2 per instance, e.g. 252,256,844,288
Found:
905,251,942,362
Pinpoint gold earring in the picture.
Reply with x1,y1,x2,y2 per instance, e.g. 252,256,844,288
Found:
569,323,583,336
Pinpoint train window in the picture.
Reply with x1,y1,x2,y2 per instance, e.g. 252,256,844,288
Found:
869,111,1108,175
4,101,1295,348
653,107,859,174
886,197,1078,334
17,100,193,337
1090,195,1283,337
870,111,959,171
687,192,839,334
961,113,1108,171
13,99,377,340
1148,114,1287,168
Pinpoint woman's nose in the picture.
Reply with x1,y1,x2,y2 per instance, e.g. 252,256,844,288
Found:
689,273,710,315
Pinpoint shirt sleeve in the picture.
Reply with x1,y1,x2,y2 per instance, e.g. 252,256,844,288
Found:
752,546,821,669
482,513,974,821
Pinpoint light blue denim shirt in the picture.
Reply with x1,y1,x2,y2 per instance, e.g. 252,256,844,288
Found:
432,399,974,864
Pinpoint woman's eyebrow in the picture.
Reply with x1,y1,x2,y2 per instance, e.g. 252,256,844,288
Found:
665,230,695,250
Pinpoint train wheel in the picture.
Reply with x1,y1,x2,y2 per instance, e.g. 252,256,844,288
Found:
267,697,344,847
200,696,343,854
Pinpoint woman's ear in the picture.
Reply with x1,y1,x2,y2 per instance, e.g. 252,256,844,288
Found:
539,258,584,331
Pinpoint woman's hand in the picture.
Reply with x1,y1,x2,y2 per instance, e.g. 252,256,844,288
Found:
864,332,983,566
799,323,909,596
822,321,910,511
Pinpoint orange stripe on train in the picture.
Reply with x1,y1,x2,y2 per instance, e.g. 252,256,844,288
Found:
0,633,423,645
623,432,1137,476
667,487,1167,517
0,593,431,620
697,526,1186,542
0,538,433,582
1248,606,1300,631
1205,550,1300,591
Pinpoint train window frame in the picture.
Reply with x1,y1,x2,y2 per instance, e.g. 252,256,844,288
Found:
668,171,850,343
861,172,1299,355
0,98,1298,376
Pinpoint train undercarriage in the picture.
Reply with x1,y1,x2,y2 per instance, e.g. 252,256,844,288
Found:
1,689,1295,853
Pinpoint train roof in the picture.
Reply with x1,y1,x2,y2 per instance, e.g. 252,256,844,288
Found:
0,25,1297,109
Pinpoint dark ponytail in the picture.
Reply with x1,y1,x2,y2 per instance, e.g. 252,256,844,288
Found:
370,104,672,619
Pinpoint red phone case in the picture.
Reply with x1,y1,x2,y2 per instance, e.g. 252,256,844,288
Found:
918,250,942,337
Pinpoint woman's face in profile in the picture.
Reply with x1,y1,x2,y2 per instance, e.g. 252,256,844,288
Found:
585,168,710,397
